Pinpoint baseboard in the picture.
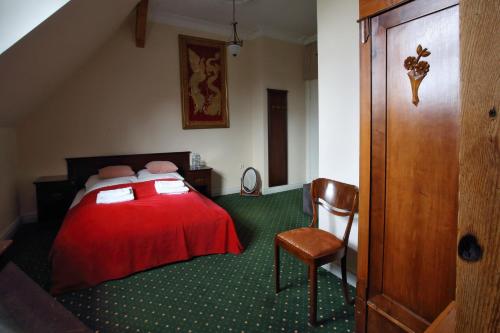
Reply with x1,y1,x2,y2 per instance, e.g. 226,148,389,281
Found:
262,183,303,195
0,217,21,240
322,262,357,287
213,183,304,197
212,186,241,197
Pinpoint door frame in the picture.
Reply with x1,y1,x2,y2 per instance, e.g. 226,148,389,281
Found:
456,0,500,331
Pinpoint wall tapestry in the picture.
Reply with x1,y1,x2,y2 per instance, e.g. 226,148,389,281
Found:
179,35,229,129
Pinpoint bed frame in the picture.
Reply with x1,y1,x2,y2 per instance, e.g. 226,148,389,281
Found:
66,152,191,189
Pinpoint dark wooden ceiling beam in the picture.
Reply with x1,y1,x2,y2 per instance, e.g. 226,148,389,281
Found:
135,0,148,48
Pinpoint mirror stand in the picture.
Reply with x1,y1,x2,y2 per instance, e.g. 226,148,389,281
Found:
240,167,262,197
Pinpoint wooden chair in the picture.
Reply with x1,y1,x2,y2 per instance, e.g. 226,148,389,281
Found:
274,178,358,326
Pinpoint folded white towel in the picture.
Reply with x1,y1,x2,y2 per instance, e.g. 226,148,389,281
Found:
155,180,185,189
162,186,189,195
97,192,134,204
97,187,134,204
97,187,133,199
155,183,190,195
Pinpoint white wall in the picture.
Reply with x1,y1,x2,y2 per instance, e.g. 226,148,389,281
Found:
0,127,18,238
0,0,70,54
317,0,359,279
248,37,307,194
16,20,306,216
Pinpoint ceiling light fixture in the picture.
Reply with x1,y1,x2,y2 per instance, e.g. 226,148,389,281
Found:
227,0,243,57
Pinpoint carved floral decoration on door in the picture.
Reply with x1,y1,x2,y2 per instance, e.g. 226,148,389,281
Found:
404,44,431,106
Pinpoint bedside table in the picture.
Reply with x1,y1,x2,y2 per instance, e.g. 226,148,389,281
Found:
0,240,12,269
184,167,212,197
34,176,76,228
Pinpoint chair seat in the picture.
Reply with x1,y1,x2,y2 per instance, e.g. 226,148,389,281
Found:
276,227,344,259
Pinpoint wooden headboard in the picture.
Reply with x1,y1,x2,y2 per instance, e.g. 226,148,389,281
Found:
66,152,191,189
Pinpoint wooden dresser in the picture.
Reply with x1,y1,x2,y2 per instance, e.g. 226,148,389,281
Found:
0,240,91,332
185,166,212,197
34,176,76,228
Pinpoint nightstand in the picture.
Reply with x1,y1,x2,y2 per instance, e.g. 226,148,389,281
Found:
34,176,76,228
0,240,12,269
184,167,212,197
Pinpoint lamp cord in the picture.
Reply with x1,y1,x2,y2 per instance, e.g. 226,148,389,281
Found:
229,0,242,47
233,0,236,23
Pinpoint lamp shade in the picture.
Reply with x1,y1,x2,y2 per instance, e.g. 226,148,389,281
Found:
227,43,241,57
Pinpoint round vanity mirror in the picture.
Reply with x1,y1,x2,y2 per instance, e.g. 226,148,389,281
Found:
240,167,261,196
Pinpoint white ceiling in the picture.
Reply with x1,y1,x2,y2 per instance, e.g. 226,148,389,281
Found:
150,0,317,44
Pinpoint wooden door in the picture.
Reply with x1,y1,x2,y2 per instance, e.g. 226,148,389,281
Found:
362,1,460,332
268,89,288,187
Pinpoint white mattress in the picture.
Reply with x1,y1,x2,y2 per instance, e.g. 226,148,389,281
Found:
70,189,85,209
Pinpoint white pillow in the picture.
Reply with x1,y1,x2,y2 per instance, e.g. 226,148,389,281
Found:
85,175,100,189
85,175,138,194
137,169,184,182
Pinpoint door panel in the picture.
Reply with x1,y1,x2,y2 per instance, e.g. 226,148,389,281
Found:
268,89,288,187
367,307,405,333
383,6,459,321
366,1,460,332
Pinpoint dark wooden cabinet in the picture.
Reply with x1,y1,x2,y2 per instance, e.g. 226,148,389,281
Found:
0,261,92,332
357,1,459,332
0,240,12,270
185,167,212,197
0,240,91,331
34,176,76,228
359,0,409,19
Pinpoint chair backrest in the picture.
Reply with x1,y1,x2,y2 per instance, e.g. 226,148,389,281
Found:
310,178,359,244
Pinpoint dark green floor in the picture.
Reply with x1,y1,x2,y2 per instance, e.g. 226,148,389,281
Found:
9,189,355,332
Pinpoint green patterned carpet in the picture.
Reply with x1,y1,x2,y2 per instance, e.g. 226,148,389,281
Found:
10,189,355,332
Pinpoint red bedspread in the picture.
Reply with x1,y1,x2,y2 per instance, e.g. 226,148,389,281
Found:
50,180,243,294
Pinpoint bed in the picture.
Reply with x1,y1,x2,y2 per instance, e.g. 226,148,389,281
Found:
50,152,243,294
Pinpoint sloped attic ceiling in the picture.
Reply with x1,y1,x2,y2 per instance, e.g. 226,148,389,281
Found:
0,0,71,54
0,0,140,126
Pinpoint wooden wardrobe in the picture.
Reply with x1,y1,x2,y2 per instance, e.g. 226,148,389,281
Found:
356,0,460,332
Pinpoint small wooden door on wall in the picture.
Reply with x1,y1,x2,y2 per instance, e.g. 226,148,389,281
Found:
356,0,460,332
268,89,288,187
